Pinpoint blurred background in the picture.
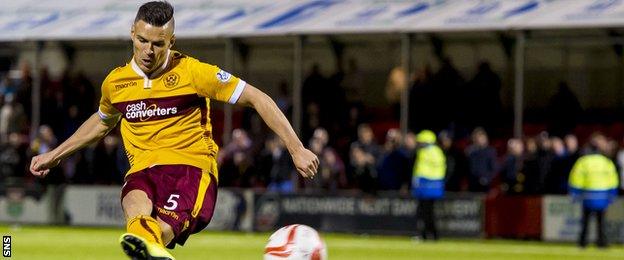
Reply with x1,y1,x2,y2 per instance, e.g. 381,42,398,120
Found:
1,0,624,246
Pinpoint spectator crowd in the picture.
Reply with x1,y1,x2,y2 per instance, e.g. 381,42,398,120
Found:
0,64,127,188
217,124,624,196
0,59,622,197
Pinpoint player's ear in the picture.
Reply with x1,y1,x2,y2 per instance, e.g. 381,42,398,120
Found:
169,34,175,49
130,24,135,39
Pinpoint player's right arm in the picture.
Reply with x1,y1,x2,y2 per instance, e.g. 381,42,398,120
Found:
188,58,318,177
30,112,116,177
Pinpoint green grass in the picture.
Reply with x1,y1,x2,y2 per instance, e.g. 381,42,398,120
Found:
1,225,623,260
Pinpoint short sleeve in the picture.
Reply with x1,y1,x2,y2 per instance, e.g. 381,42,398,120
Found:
188,58,247,104
98,77,121,126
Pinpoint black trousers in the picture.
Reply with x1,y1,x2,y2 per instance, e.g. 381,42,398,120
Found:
579,207,607,248
416,199,438,240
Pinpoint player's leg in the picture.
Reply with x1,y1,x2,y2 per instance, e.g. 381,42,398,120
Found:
123,190,153,218
122,190,164,245
120,189,175,260
157,217,175,246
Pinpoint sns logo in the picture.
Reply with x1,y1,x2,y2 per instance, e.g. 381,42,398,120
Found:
3,236,10,257
125,101,178,122
216,69,232,83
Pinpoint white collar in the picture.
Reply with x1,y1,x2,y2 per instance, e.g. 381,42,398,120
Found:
131,49,171,79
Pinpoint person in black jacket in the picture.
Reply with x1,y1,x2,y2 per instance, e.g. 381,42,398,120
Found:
465,128,496,192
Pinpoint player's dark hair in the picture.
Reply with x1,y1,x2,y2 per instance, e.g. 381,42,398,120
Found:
135,1,174,27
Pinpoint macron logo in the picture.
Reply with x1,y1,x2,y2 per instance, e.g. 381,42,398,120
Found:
125,101,178,122
114,81,137,90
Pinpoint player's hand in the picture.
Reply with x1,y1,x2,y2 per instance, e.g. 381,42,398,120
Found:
29,152,60,178
291,147,319,179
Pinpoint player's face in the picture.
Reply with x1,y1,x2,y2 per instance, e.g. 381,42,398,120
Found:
131,20,175,74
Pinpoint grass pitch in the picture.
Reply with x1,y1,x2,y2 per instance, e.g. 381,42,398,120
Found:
1,225,623,260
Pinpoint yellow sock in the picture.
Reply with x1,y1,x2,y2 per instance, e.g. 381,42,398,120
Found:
127,215,164,246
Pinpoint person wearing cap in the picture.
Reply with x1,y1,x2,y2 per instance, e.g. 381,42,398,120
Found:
569,132,619,248
412,129,446,241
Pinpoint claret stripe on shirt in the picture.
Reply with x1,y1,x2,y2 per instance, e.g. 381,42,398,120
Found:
112,94,204,123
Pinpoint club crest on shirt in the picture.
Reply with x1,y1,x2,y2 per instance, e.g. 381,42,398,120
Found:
216,69,232,83
164,72,180,88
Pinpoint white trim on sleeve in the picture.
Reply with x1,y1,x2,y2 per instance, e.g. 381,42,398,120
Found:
98,109,121,125
228,79,247,104
98,109,112,120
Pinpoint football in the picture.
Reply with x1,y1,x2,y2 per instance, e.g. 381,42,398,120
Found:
264,224,328,260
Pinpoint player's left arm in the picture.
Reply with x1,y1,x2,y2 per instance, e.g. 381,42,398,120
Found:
236,83,318,178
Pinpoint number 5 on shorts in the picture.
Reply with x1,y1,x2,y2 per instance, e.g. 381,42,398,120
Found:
164,194,180,210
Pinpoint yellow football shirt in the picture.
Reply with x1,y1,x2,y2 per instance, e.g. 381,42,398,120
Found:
98,50,246,177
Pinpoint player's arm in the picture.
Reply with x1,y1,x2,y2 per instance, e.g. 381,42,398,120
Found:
236,83,318,178
29,112,116,177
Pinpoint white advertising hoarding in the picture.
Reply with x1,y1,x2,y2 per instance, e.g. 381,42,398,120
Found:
542,195,624,243
63,186,254,230
64,186,125,226
0,188,53,224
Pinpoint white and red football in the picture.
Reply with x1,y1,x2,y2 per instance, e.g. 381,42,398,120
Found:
264,224,328,260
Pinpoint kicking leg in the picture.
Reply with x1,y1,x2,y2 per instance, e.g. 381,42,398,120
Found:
120,189,175,260
122,190,153,220
157,217,175,247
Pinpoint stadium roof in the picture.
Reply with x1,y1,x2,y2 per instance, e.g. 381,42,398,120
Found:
1,0,624,41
